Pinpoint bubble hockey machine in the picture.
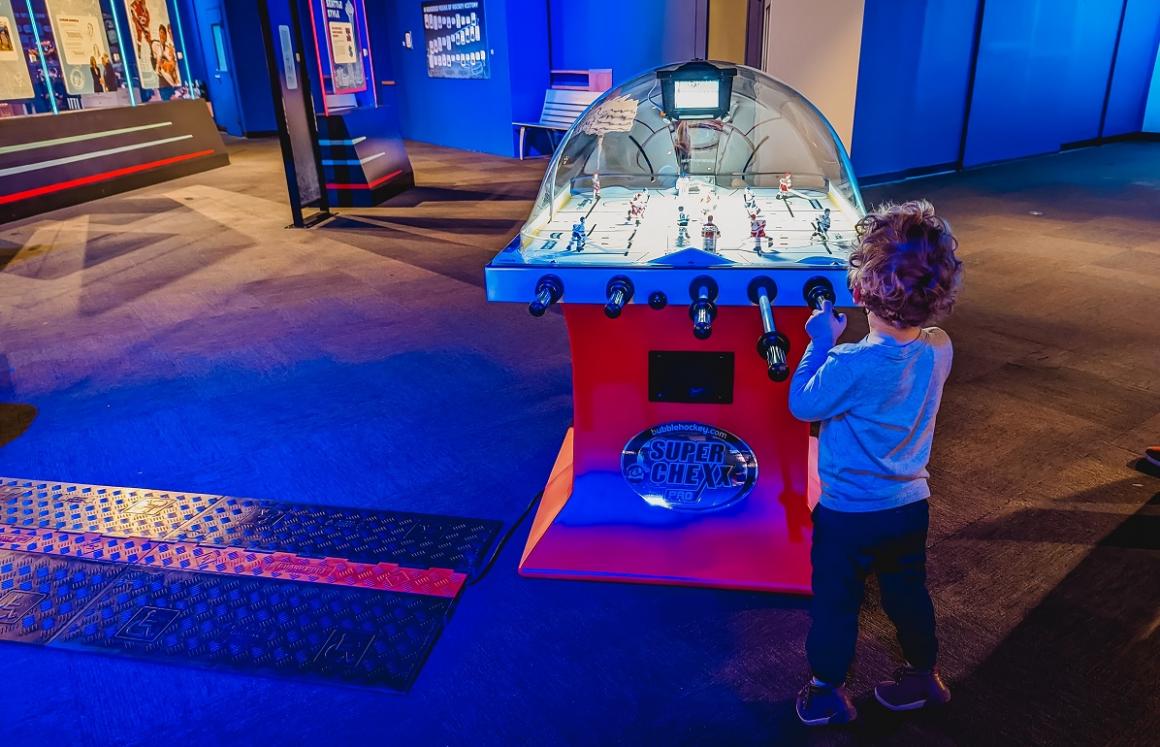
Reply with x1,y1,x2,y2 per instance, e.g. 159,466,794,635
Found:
486,61,864,592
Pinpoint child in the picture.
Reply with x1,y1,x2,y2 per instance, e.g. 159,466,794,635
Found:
789,200,964,726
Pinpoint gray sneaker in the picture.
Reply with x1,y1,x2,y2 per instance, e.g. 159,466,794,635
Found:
874,666,952,711
795,682,857,726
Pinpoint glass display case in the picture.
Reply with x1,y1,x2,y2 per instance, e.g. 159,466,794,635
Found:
516,62,864,263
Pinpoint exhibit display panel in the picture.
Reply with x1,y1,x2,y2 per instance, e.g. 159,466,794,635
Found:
0,0,35,102
0,0,194,117
0,0,223,223
296,0,413,207
422,0,488,80
307,0,375,112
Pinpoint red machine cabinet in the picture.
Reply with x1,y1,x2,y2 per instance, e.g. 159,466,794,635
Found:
519,303,819,593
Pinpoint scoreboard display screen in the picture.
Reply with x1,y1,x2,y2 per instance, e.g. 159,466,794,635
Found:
659,61,735,120
674,80,720,111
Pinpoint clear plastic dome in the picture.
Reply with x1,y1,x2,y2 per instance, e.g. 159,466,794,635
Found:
518,62,865,260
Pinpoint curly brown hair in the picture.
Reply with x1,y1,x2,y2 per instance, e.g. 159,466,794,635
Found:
848,200,964,328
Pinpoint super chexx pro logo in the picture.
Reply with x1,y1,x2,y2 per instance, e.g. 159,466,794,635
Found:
621,422,758,511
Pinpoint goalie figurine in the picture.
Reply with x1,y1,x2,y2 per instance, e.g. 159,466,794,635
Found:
676,206,690,246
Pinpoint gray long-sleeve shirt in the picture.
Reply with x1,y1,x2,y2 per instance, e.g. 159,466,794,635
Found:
789,327,953,512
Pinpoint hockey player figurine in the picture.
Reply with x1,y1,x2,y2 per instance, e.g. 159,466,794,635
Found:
750,213,767,253
592,173,601,201
676,206,690,246
743,186,756,209
570,216,587,251
629,192,647,225
702,214,721,253
812,207,831,240
778,173,792,199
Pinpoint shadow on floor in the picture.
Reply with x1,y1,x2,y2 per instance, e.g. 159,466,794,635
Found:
931,494,1159,745
322,215,498,288
0,404,37,448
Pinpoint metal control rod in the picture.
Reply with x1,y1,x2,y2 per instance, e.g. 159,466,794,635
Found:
688,276,718,340
748,277,791,382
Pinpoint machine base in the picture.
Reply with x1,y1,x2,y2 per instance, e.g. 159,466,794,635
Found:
519,429,820,593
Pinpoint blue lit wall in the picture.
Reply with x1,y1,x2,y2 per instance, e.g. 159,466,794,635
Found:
962,1,1123,166
179,0,277,136
1146,45,1160,131
850,0,978,178
222,0,277,135
174,0,209,88
547,0,705,84
384,0,548,156
1104,0,1160,137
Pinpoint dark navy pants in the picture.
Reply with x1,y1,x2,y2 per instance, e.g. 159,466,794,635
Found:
806,500,938,686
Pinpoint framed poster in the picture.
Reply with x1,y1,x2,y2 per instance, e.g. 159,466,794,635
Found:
123,0,180,89
0,0,34,99
319,0,365,92
422,1,488,80
45,0,112,95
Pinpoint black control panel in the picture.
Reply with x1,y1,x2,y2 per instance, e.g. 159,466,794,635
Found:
648,351,734,404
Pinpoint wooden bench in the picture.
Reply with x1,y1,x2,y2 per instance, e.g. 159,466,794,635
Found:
513,88,603,160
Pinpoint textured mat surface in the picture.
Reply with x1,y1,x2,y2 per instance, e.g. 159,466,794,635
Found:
0,478,502,691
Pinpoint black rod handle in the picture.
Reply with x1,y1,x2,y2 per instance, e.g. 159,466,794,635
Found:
603,276,634,318
529,275,563,317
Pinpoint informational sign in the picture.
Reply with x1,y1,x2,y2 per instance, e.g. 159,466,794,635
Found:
123,0,181,89
422,1,488,80
579,96,637,135
0,0,34,99
46,0,112,95
278,25,297,90
328,21,355,64
319,0,364,92
621,423,758,512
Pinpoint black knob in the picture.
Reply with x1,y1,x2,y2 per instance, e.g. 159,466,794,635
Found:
747,276,777,306
688,275,719,340
803,275,836,311
648,291,668,310
757,331,791,382
529,275,564,317
603,276,634,318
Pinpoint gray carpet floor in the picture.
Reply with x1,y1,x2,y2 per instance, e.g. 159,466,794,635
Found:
0,137,1156,746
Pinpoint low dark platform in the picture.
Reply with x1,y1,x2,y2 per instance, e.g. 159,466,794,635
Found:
0,100,230,224
0,478,502,691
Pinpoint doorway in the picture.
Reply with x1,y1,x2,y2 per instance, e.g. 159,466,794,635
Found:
191,0,243,135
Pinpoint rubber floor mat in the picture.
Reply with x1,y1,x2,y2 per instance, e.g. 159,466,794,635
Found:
0,477,505,691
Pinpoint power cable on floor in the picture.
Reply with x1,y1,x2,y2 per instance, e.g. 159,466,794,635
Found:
467,489,543,587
